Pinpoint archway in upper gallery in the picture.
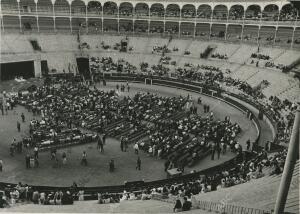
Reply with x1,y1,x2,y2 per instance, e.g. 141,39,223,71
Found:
119,2,133,17
1,0,19,14
182,4,196,19
245,5,261,20
150,3,165,18
165,4,180,18
197,4,212,19
262,4,279,21
135,3,149,17
213,5,228,20
87,1,102,16
71,0,86,16
279,4,298,21
54,0,70,16
37,0,53,15
19,0,36,14
103,1,118,16
229,5,244,20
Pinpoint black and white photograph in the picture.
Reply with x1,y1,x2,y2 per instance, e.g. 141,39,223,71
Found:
0,0,299,213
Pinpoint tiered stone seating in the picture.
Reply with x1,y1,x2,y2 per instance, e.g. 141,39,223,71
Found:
1,34,299,102
273,50,300,66
1,34,34,54
229,44,257,64
193,160,299,214
276,83,300,102
37,34,78,52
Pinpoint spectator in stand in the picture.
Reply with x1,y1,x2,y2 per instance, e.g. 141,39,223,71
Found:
182,197,192,211
173,199,182,212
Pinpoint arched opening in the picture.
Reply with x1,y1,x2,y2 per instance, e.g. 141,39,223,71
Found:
135,3,149,17
279,4,298,21
165,22,179,35
103,2,118,16
182,4,196,19
119,20,133,32
180,22,194,37
19,0,36,14
38,17,54,32
87,1,102,16
211,24,226,39
245,5,261,20
1,0,18,14
134,20,148,33
149,21,163,34
195,23,210,38
213,5,228,20
262,4,279,21
227,24,242,41
54,0,70,16
71,0,86,16
229,5,244,20
55,17,71,32
37,0,53,15
119,2,133,17
165,4,180,18
87,18,102,34
150,3,164,17
103,19,117,32
197,4,212,19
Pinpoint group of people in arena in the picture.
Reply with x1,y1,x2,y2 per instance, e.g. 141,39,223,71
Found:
0,146,288,210
8,75,243,171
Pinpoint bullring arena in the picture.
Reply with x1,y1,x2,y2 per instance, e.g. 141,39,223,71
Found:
0,0,300,213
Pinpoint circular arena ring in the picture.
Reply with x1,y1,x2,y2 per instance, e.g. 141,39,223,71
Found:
0,73,279,199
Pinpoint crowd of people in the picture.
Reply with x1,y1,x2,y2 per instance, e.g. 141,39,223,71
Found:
0,145,288,209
